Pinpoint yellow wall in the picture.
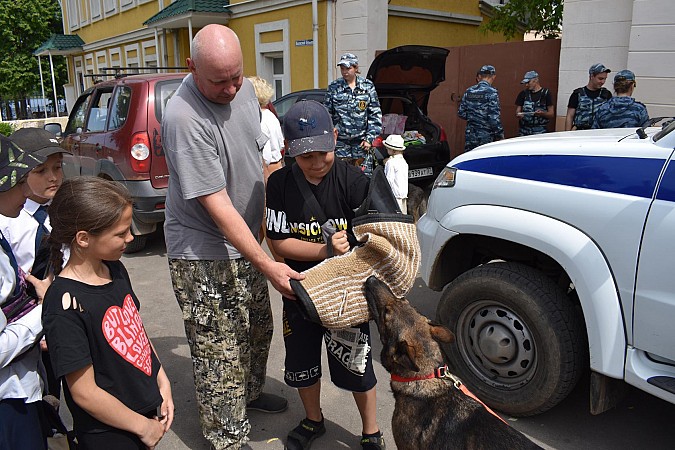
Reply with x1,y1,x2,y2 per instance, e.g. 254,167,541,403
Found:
389,0,481,17
387,16,514,48
229,3,328,90
73,2,160,43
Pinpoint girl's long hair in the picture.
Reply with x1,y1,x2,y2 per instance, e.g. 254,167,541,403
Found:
48,176,132,275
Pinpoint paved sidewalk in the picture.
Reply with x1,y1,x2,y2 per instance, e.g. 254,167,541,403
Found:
118,234,411,450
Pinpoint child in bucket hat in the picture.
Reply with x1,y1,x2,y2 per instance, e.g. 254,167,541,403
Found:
266,100,387,450
383,134,408,213
0,134,54,450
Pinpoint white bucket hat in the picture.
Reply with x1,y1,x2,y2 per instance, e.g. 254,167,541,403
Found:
383,134,405,152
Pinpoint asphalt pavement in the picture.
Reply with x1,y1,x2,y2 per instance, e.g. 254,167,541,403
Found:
61,229,675,449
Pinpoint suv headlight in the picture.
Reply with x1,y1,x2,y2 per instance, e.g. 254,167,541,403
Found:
433,167,456,189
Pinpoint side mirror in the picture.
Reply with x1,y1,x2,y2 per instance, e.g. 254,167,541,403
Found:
43,123,62,137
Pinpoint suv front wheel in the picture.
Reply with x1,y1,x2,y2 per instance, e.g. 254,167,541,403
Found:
436,262,586,416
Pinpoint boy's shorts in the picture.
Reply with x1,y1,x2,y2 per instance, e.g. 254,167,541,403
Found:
282,298,377,392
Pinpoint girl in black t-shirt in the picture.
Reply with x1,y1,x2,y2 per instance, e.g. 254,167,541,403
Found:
42,177,173,450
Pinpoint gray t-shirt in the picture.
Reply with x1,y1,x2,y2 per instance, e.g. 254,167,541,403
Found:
162,74,267,260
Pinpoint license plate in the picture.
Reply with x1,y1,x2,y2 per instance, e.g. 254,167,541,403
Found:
408,167,433,179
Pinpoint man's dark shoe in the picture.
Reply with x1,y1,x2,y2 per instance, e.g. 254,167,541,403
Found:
247,393,288,413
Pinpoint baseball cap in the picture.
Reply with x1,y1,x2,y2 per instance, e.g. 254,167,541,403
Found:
383,134,405,152
283,100,335,158
520,70,539,84
10,128,71,158
337,53,359,68
614,69,636,83
0,135,45,192
589,63,611,75
478,65,496,75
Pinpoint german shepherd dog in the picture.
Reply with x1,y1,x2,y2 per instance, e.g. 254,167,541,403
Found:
364,276,542,450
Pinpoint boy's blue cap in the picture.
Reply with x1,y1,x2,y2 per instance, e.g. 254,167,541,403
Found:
337,53,359,68
614,69,635,82
520,70,539,84
478,65,496,75
283,100,335,158
589,63,611,75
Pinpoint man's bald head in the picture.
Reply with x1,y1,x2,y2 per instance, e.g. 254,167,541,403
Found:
188,25,244,104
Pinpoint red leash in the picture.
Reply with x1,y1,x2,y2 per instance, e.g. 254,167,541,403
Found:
391,365,508,425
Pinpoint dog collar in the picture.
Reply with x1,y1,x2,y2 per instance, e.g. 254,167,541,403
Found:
390,365,460,384
391,365,508,425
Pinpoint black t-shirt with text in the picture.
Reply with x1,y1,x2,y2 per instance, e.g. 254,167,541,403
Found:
265,158,370,273
42,260,162,433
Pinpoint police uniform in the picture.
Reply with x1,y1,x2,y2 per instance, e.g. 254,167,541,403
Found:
567,86,612,130
458,67,504,151
325,76,382,176
592,71,649,129
515,88,553,136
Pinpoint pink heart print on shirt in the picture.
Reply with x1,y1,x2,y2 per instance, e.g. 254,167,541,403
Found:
102,294,152,376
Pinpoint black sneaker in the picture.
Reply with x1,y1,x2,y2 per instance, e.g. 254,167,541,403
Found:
246,392,288,413
361,431,386,450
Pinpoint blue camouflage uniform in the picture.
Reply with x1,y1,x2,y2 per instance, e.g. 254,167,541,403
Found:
570,87,612,130
458,80,504,151
325,76,382,176
592,96,649,129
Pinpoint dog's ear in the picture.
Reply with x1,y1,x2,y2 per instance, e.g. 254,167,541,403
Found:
429,323,455,344
394,340,420,373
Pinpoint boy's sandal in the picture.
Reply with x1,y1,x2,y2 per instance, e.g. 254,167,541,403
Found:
361,432,386,450
285,417,326,450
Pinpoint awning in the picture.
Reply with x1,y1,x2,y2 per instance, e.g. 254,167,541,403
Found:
34,34,85,57
144,0,231,29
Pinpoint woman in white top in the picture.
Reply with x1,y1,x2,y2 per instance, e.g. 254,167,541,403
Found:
249,76,285,182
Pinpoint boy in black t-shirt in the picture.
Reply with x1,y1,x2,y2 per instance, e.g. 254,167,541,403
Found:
265,100,386,450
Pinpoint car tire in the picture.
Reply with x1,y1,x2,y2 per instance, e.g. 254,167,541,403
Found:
436,261,586,416
124,233,147,254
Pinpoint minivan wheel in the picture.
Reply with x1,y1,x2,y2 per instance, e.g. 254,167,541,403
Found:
124,233,147,254
436,262,586,416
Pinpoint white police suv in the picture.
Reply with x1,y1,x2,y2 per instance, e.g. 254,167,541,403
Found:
418,119,675,416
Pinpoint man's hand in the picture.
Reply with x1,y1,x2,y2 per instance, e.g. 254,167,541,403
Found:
360,140,371,150
264,261,305,299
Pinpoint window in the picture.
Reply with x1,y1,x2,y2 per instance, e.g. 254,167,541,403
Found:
85,88,113,132
108,86,132,131
65,93,92,135
154,79,183,122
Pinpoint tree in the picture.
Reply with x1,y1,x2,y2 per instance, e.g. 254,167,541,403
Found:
481,0,563,41
0,0,66,119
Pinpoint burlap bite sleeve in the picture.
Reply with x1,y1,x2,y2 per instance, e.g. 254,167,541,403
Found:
290,213,420,329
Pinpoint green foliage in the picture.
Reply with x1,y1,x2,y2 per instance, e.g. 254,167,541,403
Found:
481,0,563,41
0,0,66,110
0,122,15,136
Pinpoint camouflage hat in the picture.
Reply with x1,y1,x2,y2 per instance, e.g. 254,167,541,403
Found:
0,134,45,192
614,69,636,83
337,53,359,68
520,70,539,84
478,65,496,75
589,63,611,75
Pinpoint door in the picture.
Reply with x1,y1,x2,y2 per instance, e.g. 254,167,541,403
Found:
78,87,114,175
634,154,675,362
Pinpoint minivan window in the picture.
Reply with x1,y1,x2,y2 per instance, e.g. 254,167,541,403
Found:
86,88,114,132
108,86,132,131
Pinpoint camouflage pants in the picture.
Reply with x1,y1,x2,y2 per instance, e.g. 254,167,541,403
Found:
168,259,273,450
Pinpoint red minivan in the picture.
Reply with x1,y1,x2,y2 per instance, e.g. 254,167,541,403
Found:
58,72,186,252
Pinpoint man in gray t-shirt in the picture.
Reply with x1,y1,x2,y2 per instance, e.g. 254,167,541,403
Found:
161,24,303,450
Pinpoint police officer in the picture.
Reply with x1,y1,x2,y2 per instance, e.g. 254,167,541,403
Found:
515,70,554,136
593,70,649,129
458,65,504,151
565,63,612,130
325,53,382,176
